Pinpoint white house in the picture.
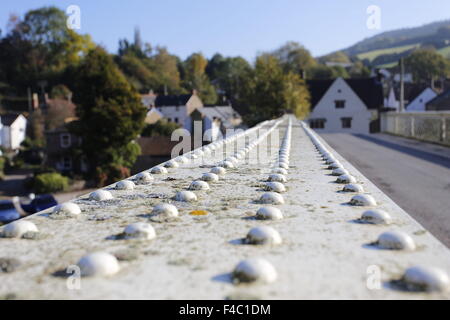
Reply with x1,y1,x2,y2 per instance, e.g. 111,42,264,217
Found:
0,114,27,150
306,77,383,134
142,92,242,141
406,87,438,112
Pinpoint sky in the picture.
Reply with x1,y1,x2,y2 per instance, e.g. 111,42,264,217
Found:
1,0,450,61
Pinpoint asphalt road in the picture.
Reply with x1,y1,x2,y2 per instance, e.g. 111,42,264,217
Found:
321,133,450,248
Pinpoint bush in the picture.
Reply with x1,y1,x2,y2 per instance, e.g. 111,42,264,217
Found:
0,157,5,180
141,120,180,137
32,173,69,194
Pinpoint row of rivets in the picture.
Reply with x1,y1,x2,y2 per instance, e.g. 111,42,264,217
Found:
300,121,449,293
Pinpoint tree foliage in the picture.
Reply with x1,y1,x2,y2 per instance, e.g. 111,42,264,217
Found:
240,54,310,126
405,48,450,83
69,47,146,185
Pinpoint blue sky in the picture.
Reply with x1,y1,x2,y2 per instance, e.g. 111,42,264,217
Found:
1,0,450,61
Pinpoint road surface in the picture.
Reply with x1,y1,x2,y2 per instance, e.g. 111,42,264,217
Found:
321,132,450,248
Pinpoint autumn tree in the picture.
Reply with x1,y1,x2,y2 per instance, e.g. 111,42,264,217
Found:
181,53,217,104
70,47,146,186
241,54,310,125
271,41,317,75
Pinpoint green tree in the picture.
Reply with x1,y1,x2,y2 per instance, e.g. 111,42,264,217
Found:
241,54,310,125
181,53,217,104
141,120,181,137
206,54,252,102
307,64,349,79
271,41,317,75
405,48,450,84
70,47,146,186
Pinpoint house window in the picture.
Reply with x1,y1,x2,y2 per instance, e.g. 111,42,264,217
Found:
335,100,346,108
174,117,179,123
175,106,179,111
60,133,71,148
341,117,352,129
309,118,326,129
62,156,72,170
167,118,172,122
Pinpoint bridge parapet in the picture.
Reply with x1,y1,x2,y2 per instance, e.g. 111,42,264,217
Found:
1,116,450,299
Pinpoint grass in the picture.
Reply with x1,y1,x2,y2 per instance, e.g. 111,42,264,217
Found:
437,45,450,58
356,44,420,62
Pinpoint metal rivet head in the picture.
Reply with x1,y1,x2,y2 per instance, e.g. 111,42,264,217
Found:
350,194,377,206
331,168,349,176
89,190,113,201
233,258,277,284
336,174,357,184
124,222,156,240
77,252,120,277
135,172,154,184
175,156,189,164
377,231,416,250
201,173,219,182
175,190,197,202
151,203,179,217
2,221,38,238
256,206,283,220
277,162,289,169
164,160,179,168
52,202,81,217
210,167,226,175
246,226,282,245
342,184,364,193
267,174,287,183
272,168,288,175
360,209,392,225
263,182,286,193
189,180,210,191
150,166,168,174
219,161,234,169
259,192,285,205
225,157,238,164
401,266,450,292
115,180,135,190
328,162,342,169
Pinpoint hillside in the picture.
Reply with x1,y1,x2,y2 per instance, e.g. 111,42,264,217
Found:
325,19,450,68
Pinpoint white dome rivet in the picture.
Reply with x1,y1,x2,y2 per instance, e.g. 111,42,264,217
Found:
124,222,156,240
343,184,364,193
175,190,198,202
259,192,285,205
150,166,168,174
377,231,416,250
2,221,38,238
277,162,289,169
164,160,179,168
219,161,234,169
331,168,349,176
264,182,286,193
175,156,189,164
336,174,357,184
52,202,81,217
246,226,282,245
189,180,210,191
256,207,283,220
210,167,226,175
233,258,277,284
401,266,450,292
89,190,113,201
115,180,135,190
151,203,179,217
350,194,377,206
201,173,219,182
267,174,286,183
135,172,154,184
272,168,288,175
77,252,120,277
361,209,392,225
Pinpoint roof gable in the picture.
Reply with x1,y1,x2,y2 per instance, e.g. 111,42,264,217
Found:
307,77,383,110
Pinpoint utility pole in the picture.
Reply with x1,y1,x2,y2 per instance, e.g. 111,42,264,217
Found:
399,58,404,112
